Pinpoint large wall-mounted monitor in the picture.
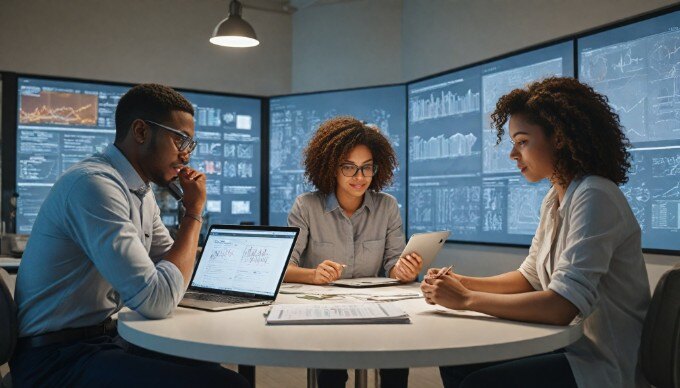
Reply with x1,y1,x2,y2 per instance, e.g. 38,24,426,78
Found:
14,77,262,233
15,77,124,233
408,41,574,244
269,85,407,226
181,90,261,226
578,9,680,251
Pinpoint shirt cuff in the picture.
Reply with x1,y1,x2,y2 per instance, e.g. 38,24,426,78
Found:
157,260,186,302
518,266,542,291
383,257,399,277
124,260,185,319
548,270,596,318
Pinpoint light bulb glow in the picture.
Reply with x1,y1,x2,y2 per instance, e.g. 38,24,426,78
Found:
210,35,260,47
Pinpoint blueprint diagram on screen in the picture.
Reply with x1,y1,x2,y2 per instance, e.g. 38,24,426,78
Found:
581,29,680,143
269,89,406,226
482,58,563,174
507,179,550,235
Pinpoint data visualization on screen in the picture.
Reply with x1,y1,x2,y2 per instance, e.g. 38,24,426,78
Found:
15,78,262,234
16,78,124,234
579,10,680,251
269,86,407,226
181,90,262,226
408,42,574,244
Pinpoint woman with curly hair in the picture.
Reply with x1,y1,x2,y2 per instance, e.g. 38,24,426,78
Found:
284,116,420,388
421,77,651,388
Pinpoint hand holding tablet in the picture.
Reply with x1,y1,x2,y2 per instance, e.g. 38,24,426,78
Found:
400,231,451,273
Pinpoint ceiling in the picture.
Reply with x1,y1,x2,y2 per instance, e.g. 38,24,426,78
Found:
240,0,363,14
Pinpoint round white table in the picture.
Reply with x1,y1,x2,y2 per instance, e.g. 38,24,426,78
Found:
118,284,582,387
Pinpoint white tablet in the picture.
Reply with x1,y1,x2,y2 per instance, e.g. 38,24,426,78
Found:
400,231,451,271
330,277,400,288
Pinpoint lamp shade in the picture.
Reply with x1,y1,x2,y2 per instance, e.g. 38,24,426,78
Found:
210,0,260,47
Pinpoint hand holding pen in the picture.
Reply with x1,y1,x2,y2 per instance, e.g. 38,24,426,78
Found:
312,260,345,285
421,264,471,310
426,265,454,280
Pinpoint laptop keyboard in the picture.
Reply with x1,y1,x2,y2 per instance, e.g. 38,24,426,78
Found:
184,292,258,304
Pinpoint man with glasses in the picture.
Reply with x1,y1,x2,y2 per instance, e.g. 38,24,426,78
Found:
10,84,249,387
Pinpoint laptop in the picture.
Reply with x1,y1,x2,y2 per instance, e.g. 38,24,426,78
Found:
179,224,300,311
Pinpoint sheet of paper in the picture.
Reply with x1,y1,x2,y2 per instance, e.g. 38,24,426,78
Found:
433,308,496,319
279,283,423,301
267,302,409,324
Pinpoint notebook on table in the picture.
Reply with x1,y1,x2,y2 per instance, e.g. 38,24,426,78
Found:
179,224,299,311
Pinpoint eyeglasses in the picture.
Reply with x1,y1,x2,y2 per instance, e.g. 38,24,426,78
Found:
144,120,197,153
339,163,378,177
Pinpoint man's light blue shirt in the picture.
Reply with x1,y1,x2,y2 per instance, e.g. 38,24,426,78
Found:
16,145,184,337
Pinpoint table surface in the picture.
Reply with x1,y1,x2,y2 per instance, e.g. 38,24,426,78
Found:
0,256,21,272
118,283,583,369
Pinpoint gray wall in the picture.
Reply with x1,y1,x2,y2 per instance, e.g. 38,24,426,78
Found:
0,0,292,96
402,0,678,82
291,0,678,90
291,0,403,93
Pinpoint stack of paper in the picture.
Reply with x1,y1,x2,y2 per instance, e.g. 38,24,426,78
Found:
266,302,410,325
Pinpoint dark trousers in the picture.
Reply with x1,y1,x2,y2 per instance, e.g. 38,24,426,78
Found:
317,368,409,388
9,333,249,388
440,352,576,388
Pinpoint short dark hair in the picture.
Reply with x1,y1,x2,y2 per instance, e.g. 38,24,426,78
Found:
303,116,397,194
491,76,631,186
114,84,194,143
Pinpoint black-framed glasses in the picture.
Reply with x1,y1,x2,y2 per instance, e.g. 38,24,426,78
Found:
339,163,378,177
144,120,197,153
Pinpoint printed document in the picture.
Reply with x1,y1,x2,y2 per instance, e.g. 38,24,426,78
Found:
266,302,410,325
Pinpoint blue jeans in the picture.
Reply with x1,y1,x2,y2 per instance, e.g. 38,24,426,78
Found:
10,333,249,388
440,352,576,388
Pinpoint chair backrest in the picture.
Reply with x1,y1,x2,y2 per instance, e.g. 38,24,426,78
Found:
0,268,18,365
639,263,680,388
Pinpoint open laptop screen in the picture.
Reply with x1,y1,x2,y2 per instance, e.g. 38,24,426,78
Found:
191,228,297,297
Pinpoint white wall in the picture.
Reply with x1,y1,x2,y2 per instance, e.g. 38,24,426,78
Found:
0,0,292,96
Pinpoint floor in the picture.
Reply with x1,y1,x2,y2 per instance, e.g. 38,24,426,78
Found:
224,365,443,387
1,363,443,387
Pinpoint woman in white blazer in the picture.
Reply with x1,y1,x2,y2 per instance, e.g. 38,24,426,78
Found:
421,77,651,388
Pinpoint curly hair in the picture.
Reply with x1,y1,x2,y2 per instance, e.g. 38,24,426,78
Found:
490,76,631,186
303,116,397,194
115,83,194,143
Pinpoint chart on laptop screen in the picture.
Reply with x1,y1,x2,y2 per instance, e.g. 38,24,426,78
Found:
192,230,295,296
407,41,574,245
